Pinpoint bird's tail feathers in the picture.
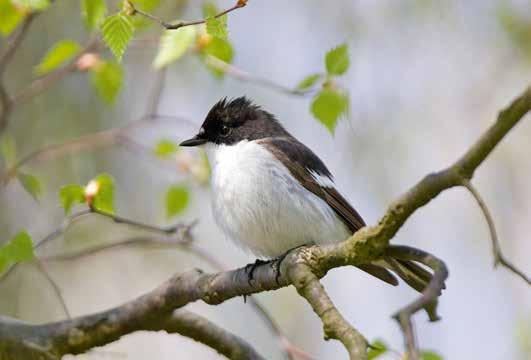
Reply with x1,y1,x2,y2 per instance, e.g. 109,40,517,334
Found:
356,257,444,294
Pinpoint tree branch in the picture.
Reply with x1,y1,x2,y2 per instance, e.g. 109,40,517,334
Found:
286,250,368,359
156,310,264,360
10,38,100,107
0,114,192,186
130,0,247,30
387,246,448,360
41,236,311,360
462,180,530,284
0,14,37,131
33,260,72,320
1,72,530,360
0,308,264,360
203,55,313,96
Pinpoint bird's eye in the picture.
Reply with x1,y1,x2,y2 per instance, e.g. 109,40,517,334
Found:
220,124,232,137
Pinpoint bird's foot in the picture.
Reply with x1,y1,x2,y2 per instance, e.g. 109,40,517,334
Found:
273,245,308,285
244,258,269,286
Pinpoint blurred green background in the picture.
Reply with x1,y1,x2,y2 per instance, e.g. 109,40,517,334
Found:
1,0,531,359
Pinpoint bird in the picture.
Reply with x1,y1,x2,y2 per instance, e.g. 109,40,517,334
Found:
180,97,431,291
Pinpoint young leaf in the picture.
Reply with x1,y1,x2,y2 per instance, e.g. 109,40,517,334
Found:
367,339,388,359
296,73,322,90
90,61,123,104
206,15,228,40
202,2,218,17
152,25,196,69
154,139,180,158
166,185,190,218
421,351,443,360
17,172,42,201
325,43,349,76
34,40,81,75
310,89,349,134
59,184,85,214
203,37,234,77
134,0,161,11
101,13,135,62
0,231,35,273
90,173,115,214
81,0,107,30
13,0,50,11
0,134,16,166
0,0,24,36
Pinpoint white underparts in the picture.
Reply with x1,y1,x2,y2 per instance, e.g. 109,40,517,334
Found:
205,140,351,258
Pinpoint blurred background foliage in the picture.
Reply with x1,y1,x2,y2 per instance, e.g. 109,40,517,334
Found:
0,0,531,359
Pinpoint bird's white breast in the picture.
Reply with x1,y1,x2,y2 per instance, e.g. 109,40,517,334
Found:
205,140,350,258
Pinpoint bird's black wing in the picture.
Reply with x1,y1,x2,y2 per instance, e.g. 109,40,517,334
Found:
258,137,399,287
258,137,366,233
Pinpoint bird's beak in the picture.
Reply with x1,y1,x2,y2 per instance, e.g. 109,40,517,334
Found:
180,134,207,147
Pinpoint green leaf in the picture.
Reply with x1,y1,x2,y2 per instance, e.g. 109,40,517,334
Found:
133,0,161,11
202,2,218,17
154,139,180,158
17,172,42,200
203,37,234,77
101,13,135,62
325,43,349,76
0,0,24,36
152,25,196,69
310,89,349,134
498,6,531,59
81,0,107,30
0,134,16,166
90,61,123,104
421,351,443,360
91,173,115,214
59,184,85,214
166,185,190,218
0,231,35,273
296,73,322,90
34,40,81,75
206,15,228,40
367,340,388,360
13,0,49,11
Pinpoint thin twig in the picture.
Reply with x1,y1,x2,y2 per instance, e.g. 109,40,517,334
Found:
0,209,92,282
387,246,448,360
89,207,189,235
131,0,247,30
145,68,167,117
11,37,100,106
0,14,36,75
204,55,312,96
0,114,189,186
34,260,72,319
0,14,37,131
0,209,191,283
462,180,530,285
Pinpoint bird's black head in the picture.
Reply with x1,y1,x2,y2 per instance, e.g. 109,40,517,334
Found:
180,97,290,147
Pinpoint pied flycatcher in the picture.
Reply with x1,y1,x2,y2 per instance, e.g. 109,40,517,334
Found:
180,97,431,290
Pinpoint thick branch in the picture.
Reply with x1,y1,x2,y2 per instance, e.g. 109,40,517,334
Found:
287,251,367,359
1,85,530,358
159,310,264,360
0,309,264,360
